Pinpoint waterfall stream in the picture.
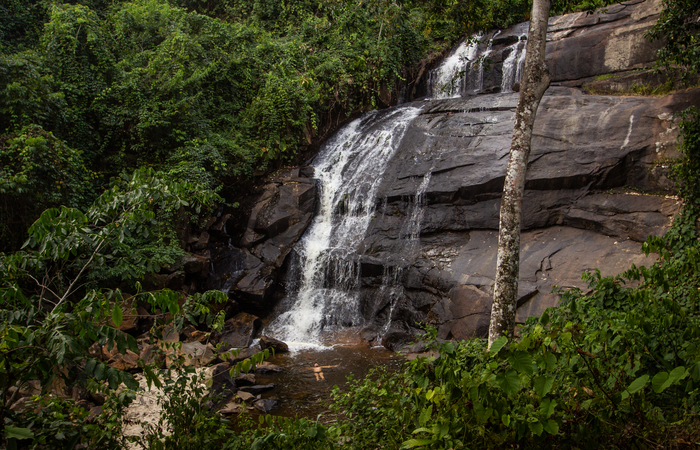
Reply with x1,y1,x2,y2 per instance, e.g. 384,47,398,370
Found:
265,106,422,346
501,36,527,93
428,38,480,99
264,29,521,346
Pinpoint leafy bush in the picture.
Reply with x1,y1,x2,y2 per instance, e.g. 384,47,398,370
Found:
0,125,94,252
5,393,130,450
139,366,244,450
0,168,220,442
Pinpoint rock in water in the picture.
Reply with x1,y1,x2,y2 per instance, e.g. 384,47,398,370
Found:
253,398,278,414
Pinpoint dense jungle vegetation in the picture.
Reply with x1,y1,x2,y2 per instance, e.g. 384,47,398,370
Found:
1,0,699,448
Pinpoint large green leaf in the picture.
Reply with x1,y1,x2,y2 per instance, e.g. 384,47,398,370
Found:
534,375,554,397
111,303,123,328
5,425,34,440
543,419,560,435
652,367,688,393
400,439,438,448
539,398,557,418
489,336,508,355
509,351,535,375
528,421,544,436
496,369,521,396
626,374,649,394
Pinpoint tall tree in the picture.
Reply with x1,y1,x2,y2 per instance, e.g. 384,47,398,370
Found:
488,0,551,348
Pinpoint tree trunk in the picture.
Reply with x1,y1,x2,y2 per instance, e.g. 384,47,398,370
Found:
488,0,551,349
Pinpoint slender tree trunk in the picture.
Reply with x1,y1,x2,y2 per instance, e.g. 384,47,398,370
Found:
488,0,551,349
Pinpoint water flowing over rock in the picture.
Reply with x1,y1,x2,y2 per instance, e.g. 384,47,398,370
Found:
265,106,422,345
428,37,480,99
216,0,697,349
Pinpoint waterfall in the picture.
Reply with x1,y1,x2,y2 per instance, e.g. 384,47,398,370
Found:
377,171,432,335
463,31,499,95
428,38,480,99
265,29,519,346
501,36,527,93
265,106,422,346
402,171,432,253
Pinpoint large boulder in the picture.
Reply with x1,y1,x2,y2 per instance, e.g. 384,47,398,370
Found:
208,168,317,312
214,313,262,349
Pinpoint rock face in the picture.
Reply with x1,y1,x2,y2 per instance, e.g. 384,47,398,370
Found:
211,0,693,349
207,168,317,312
361,84,698,347
347,0,698,347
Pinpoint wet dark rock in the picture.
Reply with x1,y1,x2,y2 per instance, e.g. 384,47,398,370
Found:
210,214,232,233
143,271,186,291
381,322,419,351
219,402,245,415
210,362,237,398
255,362,283,374
234,373,256,386
545,0,662,85
181,254,210,277
253,398,278,414
214,313,261,349
236,391,255,403
258,335,289,354
239,384,275,395
205,168,318,312
191,231,211,250
438,286,493,340
224,345,263,364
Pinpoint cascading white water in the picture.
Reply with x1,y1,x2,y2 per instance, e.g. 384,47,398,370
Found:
267,29,520,346
428,38,480,99
402,172,432,249
463,31,500,95
266,106,422,346
501,37,527,93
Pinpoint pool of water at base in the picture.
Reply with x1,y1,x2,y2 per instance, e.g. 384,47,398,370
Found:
249,341,402,422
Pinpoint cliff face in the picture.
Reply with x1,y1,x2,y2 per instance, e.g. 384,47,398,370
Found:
365,86,697,347
215,0,700,348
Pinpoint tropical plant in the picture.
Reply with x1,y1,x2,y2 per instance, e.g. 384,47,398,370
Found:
0,167,220,443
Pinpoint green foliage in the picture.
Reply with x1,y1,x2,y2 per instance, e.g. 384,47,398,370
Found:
0,125,95,252
329,365,419,449
0,168,220,441
5,393,129,450
0,51,66,131
672,107,700,204
247,414,333,450
0,0,49,51
648,0,700,77
140,366,244,450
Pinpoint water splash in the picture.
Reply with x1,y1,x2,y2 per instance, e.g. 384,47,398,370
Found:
266,106,422,345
